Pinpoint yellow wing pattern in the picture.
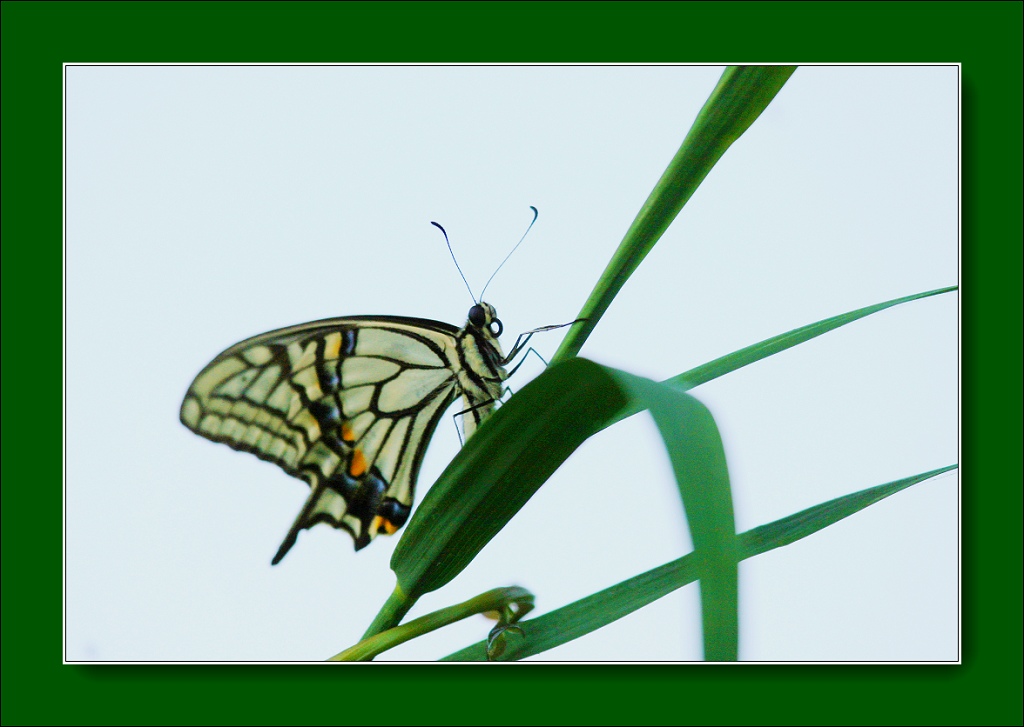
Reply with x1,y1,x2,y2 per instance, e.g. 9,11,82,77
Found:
180,316,463,562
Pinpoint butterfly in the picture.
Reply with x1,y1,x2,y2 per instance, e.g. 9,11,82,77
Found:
180,302,521,563
180,209,573,563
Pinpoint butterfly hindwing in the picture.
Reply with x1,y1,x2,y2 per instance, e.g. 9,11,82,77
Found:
180,315,468,560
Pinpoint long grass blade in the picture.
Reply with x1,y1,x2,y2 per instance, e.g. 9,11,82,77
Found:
552,65,797,365
666,286,958,391
442,465,956,661
607,286,958,428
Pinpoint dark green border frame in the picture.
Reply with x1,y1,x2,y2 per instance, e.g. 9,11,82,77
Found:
3,1,1020,724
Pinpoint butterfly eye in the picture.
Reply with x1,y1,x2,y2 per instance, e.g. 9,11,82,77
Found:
468,304,486,328
490,319,503,337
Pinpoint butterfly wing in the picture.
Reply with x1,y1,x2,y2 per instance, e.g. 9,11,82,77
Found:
180,315,462,562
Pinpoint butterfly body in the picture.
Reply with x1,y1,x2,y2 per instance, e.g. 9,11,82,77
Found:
180,303,508,562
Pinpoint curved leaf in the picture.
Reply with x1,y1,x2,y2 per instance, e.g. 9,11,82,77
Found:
381,361,739,660
608,370,738,660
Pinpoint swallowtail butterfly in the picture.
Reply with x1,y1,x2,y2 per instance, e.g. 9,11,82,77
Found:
181,303,520,563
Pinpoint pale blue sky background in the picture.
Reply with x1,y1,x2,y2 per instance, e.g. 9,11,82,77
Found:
65,65,958,661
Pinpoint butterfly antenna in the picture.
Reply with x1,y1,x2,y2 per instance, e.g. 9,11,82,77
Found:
432,220,477,304
479,205,538,301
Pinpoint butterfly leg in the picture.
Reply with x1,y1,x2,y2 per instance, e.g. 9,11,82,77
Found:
502,331,537,366
451,397,500,446
450,409,465,447
506,346,550,377
451,383,520,441
502,318,586,368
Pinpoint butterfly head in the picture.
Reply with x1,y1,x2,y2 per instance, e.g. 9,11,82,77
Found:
467,302,503,339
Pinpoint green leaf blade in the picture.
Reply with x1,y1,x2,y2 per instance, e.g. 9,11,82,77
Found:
552,65,797,365
667,286,958,391
737,464,957,559
603,286,958,430
442,555,701,662
389,358,628,602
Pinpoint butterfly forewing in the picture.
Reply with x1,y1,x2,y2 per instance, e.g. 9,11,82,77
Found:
180,314,493,562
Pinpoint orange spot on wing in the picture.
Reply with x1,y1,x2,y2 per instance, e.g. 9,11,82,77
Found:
371,515,399,536
349,448,367,477
341,423,355,442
